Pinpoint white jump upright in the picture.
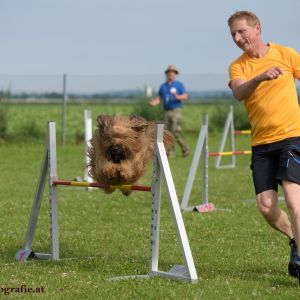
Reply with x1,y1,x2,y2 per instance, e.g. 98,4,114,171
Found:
215,105,236,169
181,114,214,212
16,122,59,260
148,124,198,283
16,121,198,284
83,109,93,184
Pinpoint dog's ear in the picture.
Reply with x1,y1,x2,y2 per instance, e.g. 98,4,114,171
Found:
96,115,112,129
130,115,149,132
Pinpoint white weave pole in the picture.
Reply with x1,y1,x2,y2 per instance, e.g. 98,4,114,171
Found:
181,114,208,211
84,110,93,184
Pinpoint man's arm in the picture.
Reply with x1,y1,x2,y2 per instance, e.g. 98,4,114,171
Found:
173,83,188,101
175,93,188,101
230,67,284,101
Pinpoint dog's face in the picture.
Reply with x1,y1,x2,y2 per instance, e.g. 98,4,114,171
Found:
106,144,126,164
96,115,149,165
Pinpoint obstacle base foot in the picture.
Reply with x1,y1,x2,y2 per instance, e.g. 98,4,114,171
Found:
151,266,197,283
108,265,196,283
194,203,216,213
16,249,52,261
15,249,36,261
168,264,188,277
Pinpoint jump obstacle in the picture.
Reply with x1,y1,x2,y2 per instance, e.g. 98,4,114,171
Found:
16,121,198,284
181,113,251,212
215,105,251,169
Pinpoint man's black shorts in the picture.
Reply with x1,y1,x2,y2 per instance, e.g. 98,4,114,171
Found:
251,137,300,195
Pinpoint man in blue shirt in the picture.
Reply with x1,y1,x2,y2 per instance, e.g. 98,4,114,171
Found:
150,65,189,157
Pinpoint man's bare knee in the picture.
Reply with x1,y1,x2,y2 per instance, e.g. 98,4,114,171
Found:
257,190,279,220
283,181,300,215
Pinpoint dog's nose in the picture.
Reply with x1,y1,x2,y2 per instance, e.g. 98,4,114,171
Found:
111,145,121,153
107,144,126,163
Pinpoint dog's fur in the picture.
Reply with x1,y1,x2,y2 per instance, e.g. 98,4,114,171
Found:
87,114,174,195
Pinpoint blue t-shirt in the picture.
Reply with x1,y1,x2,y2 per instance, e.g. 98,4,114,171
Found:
158,80,187,111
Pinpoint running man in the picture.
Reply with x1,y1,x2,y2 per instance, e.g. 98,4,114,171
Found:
149,65,189,157
228,11,300,278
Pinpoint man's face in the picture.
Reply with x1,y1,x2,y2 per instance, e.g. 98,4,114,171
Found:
230,18,260,52
166,71,177,82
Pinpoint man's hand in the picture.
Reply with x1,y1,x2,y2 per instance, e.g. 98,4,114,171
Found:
254,67,283,82
149,97,160,106
230,67,284,101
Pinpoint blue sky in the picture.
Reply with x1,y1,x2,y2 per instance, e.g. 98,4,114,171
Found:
0,0,299,92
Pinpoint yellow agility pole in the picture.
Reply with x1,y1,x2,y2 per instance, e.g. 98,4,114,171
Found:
234,130,251,135
209,150,251,157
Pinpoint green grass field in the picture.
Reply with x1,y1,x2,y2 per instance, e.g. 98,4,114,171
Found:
1,103,300,299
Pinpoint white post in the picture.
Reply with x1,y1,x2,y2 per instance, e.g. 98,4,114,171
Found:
202,114,209,205
181,116,207,210
84,110,93,184
149,123,198,283
48,122,60,260
149,124,163,273
61,74,67,145
229,105,236,166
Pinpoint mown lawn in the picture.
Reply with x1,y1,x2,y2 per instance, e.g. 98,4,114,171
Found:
0,103,300,299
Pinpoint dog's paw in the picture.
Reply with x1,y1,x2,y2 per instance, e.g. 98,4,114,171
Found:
121,190,132,196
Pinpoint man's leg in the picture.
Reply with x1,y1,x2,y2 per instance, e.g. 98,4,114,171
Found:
282,181,300,277
172,109,189,157
252,141,299,278
257,188,299,278
283,181,300,256
256,189,293,238
164,111,175,156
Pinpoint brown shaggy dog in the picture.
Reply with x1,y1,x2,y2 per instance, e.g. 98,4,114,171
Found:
87,114,174,195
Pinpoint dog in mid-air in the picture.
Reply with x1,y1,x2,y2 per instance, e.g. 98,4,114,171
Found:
87,114,174,195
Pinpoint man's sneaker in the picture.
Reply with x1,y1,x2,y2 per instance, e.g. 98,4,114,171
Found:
288,239,300,278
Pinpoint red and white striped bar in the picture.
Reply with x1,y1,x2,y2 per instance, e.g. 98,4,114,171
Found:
234,130,251,135
208,150,251,157
52,180,151,192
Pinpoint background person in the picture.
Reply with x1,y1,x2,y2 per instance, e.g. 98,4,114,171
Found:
149,65,189,157
228,11,300,278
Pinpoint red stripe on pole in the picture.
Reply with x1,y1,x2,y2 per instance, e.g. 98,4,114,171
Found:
52,180,72,186
129,185,152,192
89,182,110,189
208,152,223,157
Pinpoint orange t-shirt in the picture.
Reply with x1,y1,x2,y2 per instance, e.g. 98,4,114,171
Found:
229,43,300,146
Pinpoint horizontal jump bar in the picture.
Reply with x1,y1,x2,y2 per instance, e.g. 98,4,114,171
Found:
209,150,251,157
52,180,151,192
234,130,251,135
